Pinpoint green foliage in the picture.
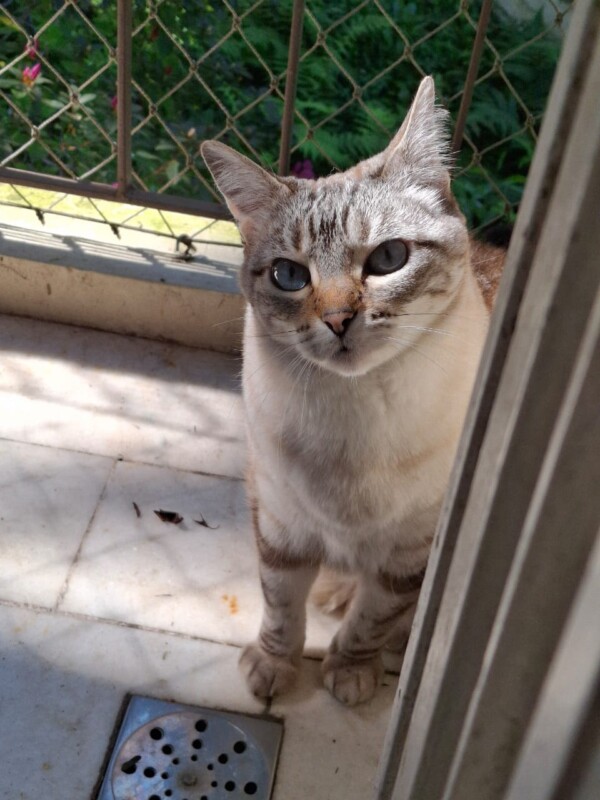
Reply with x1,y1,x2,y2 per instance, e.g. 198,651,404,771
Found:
0,0,565,228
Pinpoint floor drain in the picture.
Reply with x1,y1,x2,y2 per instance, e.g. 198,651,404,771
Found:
97,696,282,800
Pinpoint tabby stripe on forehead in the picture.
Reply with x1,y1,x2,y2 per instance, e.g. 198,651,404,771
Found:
318,212,338,247
291,219,302,251
360,216,371,242
341,204,350,234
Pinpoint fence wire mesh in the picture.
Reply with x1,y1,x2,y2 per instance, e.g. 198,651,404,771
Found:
0,0,573,252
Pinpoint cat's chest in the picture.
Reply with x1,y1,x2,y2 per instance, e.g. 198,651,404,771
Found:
244,348,455,528
283,388,404,466
247,354,413,461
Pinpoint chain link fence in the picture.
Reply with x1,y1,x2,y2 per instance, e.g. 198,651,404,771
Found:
0,0,573,254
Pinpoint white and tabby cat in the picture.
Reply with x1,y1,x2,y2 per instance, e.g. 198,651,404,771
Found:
201,77,504,706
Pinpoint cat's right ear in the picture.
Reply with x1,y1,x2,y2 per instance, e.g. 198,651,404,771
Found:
201,141,286,236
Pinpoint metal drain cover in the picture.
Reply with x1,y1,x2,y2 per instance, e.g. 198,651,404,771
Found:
97,696,283,800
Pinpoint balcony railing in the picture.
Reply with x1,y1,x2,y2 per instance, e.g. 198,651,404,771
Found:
0,0,572,251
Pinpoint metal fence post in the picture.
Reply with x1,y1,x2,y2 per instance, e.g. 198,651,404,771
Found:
278,0,305,176
451,0,493,153
116,0,133,195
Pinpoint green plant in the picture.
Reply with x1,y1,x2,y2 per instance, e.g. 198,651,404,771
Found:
0,0,566,229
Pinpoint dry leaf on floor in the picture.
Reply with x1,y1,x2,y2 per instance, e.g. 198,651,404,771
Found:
194,514,219,529
154,509,184,524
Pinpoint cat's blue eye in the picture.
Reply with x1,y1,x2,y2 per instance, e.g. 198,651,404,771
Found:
364,239,409,275
270,259,311,291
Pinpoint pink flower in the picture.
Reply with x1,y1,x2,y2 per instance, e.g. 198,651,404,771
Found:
24,38,39,59
110,95,118,111
22,63,41,86
291,159,315,180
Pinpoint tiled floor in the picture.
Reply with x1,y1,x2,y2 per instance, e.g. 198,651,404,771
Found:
0,314,396,800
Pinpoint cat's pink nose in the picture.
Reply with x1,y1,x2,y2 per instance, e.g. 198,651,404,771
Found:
322,308,356,337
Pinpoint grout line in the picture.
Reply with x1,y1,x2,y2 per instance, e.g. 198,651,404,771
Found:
53,458,118,612
0,436,245,483
0,595,245,649
0,597,401,676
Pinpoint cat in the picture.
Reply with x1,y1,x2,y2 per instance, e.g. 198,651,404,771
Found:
201,76,504,706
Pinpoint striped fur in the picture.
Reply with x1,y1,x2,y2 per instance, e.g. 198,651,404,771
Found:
202,77,503,705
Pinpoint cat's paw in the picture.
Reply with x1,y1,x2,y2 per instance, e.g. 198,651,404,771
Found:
322,652,383,706
239,644,298,699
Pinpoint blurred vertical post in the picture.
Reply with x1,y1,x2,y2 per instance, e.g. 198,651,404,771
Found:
451,0,493,153
116,0,133,195
278,0,305,176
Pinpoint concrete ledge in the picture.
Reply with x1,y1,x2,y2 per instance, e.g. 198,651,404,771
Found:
0,224,245,353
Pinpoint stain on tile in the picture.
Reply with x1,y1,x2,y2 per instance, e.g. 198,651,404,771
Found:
222,594,239,615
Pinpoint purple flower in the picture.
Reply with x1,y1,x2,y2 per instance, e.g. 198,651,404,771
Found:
110,95,118,111
291,159,315,180
24,38,39,59
22,63,41,86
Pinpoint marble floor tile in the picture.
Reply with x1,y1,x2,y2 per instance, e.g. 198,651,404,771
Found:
0,604,395,800
0,312,401,800
270,657,396,800
59,459,341,655
0,314,246,478
0,603,264,800
0,439,113,607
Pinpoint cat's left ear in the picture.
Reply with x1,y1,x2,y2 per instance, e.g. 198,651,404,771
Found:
361,76,451,190
201,141,288,237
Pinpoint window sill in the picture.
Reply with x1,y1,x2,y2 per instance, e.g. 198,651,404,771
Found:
0,223,245,354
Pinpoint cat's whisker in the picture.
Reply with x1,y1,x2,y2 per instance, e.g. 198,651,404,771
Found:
246,328,301,339
243,341,300,386
277,353,314,461
211,315,246,328
393,324,470,345
395,324,455,337
388,310,488,322
381,335,449,375
256,354,299,434
299,359,316,435
471,253,507,265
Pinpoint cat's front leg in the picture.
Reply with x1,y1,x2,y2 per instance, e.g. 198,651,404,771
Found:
322,568,424,706
240,501,319,699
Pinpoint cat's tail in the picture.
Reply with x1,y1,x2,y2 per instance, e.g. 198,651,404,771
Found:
310,568,357,617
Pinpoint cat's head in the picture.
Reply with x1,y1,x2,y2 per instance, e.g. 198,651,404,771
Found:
202,77,469,377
